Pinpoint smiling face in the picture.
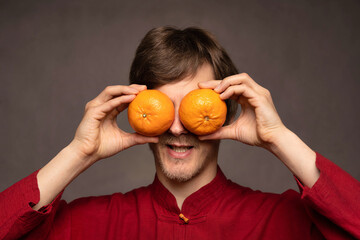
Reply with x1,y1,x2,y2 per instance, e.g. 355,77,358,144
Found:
150,64,220,183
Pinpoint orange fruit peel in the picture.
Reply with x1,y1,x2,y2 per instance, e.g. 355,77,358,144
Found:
179,88,227,135
128,90,175,136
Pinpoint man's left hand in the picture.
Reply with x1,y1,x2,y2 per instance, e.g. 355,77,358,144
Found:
198,73,287,148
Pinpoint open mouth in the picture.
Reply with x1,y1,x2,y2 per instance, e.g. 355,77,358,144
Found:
166,145,194,152
166,144,194,159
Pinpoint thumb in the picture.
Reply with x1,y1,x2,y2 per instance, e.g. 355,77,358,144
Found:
124,132,159,148
198,125,235,141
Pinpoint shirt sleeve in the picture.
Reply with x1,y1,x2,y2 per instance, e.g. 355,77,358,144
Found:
0,170,64,240
295,152,360,239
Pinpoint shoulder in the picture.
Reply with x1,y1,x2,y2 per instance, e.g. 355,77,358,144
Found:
218,180,313,235
223,179,307,216
50,186,155,237
225,179,300,200
67,184,153,215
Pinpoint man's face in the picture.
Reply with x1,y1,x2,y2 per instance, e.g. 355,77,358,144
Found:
150,64,220,183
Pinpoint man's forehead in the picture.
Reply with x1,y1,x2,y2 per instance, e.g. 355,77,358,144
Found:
190,63,215,81
156,63,215,89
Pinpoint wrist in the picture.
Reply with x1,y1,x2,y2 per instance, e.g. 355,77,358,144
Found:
263,128,319,187
261,126,292,153
264,127,312,159
34,141,97,210
66,140,99,170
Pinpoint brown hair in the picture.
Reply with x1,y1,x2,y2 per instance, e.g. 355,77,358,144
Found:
129,26,238,124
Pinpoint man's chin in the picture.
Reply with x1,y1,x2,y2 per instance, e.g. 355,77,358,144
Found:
159,161,200,183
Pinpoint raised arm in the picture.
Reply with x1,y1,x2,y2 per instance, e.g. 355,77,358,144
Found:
198,74,319,187
198,73,360,238
33,84,158,210
0,84,159,239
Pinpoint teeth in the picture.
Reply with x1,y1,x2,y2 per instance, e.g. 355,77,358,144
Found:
172,146,190,152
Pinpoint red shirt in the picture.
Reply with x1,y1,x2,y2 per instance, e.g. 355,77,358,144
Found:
0,153,359,239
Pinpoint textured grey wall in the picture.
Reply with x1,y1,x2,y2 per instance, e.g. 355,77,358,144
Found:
1,0,359,202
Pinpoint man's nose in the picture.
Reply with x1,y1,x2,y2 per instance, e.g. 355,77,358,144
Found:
168,109,188,137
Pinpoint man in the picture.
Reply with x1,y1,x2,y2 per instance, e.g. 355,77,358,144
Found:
0,27,359,239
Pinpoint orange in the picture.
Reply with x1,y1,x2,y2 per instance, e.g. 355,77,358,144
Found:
179,88,227,135
128,90,175,136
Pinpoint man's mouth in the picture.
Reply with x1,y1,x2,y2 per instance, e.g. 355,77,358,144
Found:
166,144,194,158
167,144,194,152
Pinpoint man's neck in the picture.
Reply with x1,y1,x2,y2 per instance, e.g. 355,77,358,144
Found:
157,161,218,210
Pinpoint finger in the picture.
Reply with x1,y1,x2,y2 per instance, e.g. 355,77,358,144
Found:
96,94,136,115
219,84,257,101
198,125,236,141
92,85,145,106
129,84,147,91
214,73,258,94
116,102,130,113
105,87,147,120
107,104,126,120
107,101,132,120
198,80,221,89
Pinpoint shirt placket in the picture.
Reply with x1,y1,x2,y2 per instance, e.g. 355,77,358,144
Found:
173,220,187,240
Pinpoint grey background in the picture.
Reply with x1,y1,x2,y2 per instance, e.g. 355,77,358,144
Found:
1,0,359,202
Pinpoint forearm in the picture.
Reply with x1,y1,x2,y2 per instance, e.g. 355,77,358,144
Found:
266,128,319,188
33,141,95,210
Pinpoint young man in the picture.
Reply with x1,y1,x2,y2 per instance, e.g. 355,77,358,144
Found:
1,27,359,239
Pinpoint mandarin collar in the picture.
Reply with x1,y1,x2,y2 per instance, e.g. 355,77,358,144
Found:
151,166,228,219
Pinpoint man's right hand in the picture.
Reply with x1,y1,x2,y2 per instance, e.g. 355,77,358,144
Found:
71,84,158,165
33,84,158,211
